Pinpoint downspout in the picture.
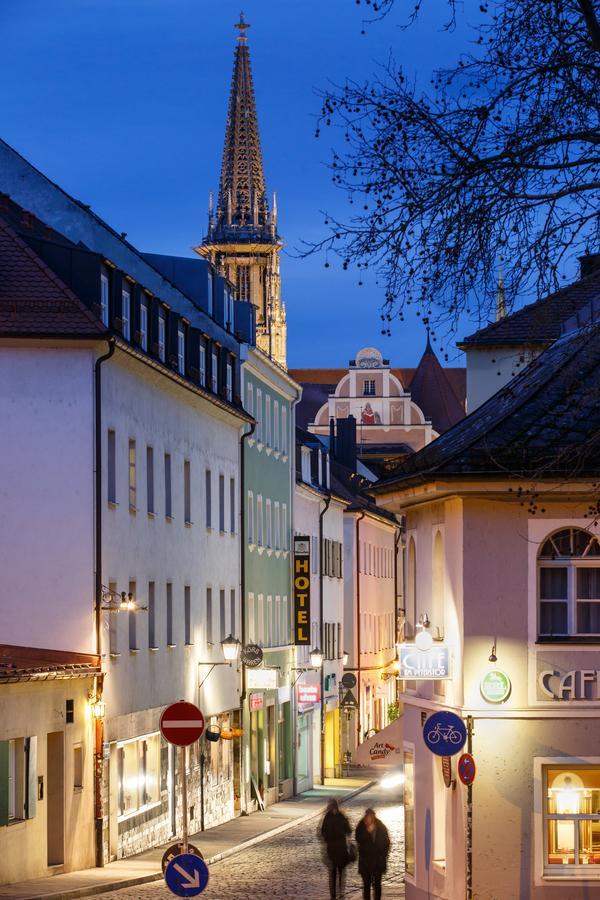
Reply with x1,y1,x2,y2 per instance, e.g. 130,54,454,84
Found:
239,416,256,814
393,523,403,705
318,491,331,785
94,337,115,869
355,510,365,747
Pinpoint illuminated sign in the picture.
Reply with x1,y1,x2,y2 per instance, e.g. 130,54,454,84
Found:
397,644,450,679
480,669,511,703
297,683,320,705
293,536,311,645
249,693,263,711
246,667,278,691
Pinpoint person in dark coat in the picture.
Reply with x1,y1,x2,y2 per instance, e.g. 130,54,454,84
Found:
355,808,391,900
321,797,352,899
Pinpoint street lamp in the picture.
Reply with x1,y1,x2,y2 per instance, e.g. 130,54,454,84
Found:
415,613,433,651
342,650,349,666
309,647,324,669
221,634,241,662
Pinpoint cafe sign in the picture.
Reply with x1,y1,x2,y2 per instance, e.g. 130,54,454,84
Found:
397,643,450,680
539,669,600,701
480,669,511,703
293,536,311,645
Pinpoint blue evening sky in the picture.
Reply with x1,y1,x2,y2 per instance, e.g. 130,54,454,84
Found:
1,0,478,368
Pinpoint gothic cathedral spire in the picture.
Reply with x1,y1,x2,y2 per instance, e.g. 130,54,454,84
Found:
196,13,287,369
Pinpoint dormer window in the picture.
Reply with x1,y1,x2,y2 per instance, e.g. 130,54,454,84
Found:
177,327,185,375
207,270,214,316
199,339,206,387
139,298,148,351
100,267,110,326
363,379,376,396
211,349,218,393
158,313,166,363
121,285,131,340
226,361,233,402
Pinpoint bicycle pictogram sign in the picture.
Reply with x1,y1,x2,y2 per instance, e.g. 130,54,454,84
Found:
422,711,467,756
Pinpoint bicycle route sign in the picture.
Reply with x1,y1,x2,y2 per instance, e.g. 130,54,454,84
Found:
423,711,467,756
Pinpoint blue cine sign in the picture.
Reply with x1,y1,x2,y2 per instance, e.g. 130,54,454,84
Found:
398,644,450,679
165,853,209,897
423,711,467,756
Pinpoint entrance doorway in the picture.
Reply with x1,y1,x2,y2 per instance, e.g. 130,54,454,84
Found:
47,732,65,866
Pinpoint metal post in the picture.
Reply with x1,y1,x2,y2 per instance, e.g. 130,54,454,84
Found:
181,745,188,853
466,716,474,900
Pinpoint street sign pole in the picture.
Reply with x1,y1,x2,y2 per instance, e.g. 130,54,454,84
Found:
465,715,474,900
181,745,188,854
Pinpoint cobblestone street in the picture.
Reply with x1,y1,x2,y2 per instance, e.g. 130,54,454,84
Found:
89,784,405,900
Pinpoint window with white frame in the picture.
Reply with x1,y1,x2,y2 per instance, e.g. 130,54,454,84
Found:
246,382,254,416
199,339,206,387
177,327,185,375
100,268,110,326
140,298,148,351
273,401,279,451
128,439,136,510
266,595,273,646
256,388,263,442
247,491,254,544
274,501,280,551
117,733,160,818
226,361,233,402
211,350,218,393
122,285,131,340
265,395,271,447
266,499,272,548
538,528,600,638
543,765,600,872
363,379,376,396
247,592,255,642
282,503,288,550
257,495,263,547
281,406,287,454
158,313,166,362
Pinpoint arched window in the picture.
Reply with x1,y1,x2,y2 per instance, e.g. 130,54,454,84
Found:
432,531,445,641
538,528,600,638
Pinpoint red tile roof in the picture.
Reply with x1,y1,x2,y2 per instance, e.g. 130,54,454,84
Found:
0,215,105,337
0,645,101,682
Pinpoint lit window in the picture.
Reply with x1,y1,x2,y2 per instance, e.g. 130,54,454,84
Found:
538,528,600,638
122,286,131,340
117,734,160,818
544,766,600,873
100,269,110,326
158,314,166,362
177,327,185,375
140,300,148,351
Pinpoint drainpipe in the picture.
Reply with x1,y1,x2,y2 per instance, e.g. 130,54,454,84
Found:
93,337,115,869
355,510,365,748
318,491,331,785
393,523,403,705
239,416,256,813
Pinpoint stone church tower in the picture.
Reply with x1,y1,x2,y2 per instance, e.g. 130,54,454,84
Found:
197,14,287,369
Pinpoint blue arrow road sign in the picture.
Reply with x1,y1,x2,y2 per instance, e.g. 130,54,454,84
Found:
165,853,209,897
423,711,467,756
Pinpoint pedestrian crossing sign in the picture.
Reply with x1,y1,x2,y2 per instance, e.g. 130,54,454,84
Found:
341,689,358,708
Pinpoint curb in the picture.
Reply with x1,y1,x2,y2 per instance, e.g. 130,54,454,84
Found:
7,781,375,900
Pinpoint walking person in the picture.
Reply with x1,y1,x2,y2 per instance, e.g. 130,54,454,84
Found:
321,797,352,899
355,808,391,900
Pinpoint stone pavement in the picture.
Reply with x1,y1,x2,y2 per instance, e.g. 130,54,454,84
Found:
87,782,405,900
0,776,389,900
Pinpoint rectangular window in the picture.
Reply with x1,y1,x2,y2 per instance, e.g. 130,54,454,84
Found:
140,299,148,351
206,588,213,644
257,495,263,547
122,286,131,340
230,589,236,638
146,447,154,514
128,439,136,510
266,595,273,646
148,581,156,648
544,765,600,873
207,269,214,315
274,502,280,551
282,406,287,454
230,478,235,533
265,395,271,447
248,592,255,643
247,491,254,544
128,580,137,650
226,361,233,402
266,499,272,549
282,596,289,645
73,745,83,790
117,734,160,818
100,268,109,326
184,460,191,524
363,379,376,396
246,381,254,416
158,313,166,362
256,388,262,442
177,327,185,375
206,469,212,528
199,340,206,387
273,401,279,451
219,590,226,641
282,503,288,550
312,536,318,574
166,582,174,646
107,429,116,504
237,265,250,302
219,474,225,532
184,586,192,645
211,350,218,393
164,453,172,519
108,579,118,655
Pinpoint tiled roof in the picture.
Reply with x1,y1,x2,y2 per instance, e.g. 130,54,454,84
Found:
290,353,466,434
459,270,600,348
0,216,105,337
372,320,600,490
0,645,101,682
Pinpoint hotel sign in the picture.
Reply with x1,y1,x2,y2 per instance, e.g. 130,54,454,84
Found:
293,536,311,645
397,644,450,679
246,667,278,691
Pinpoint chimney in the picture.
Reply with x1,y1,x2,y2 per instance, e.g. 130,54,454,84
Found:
336,415,357,472
579,252,600,279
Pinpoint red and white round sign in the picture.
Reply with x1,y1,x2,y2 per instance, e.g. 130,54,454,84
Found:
160,701,205,746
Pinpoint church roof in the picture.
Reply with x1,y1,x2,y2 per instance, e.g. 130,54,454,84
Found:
0,215,105,337
212,15,273,240
459,268,600,348
372,320,600,490
409,336,467,433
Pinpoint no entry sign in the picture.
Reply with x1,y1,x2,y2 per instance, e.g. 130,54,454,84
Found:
160,701,205,747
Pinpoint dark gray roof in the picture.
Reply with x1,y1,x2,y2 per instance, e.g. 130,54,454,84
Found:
459,270,600,348
372,320,600,490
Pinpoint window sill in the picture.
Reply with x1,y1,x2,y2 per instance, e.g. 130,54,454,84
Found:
206,526,213,533
273,450,281,459
275,550,281,558
283,550,290,558
108,500,119,509
109,652,121,659
257,441,264,452
247,438,255,448
165,515,174,523
129,505,137,515
149,646,159,652
257,546,265,555
7,818,25,828
185,521,193,528
185,641,194,647
219,530,226,536
266,447,273,457
117,799,162,824
536,637,600,644
129,648,140,654
266,548,273,557
147,511,156,519
282,454,289,463
167,644,177,649
248,542,256,551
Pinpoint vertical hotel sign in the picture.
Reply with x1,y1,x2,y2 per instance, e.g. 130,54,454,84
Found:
294,536,311,644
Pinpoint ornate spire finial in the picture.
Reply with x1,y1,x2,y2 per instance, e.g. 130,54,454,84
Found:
496,255,507,321
235,11,250,41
